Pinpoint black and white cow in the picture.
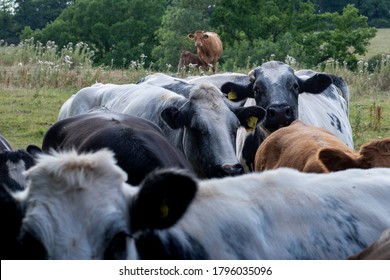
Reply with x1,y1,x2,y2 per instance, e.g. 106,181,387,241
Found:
41,109,194,185
0,135,37,259
238,62,353,171
58,83,266,178
18,149,390,259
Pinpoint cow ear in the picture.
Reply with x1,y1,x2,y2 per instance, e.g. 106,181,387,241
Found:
130,169,197,233
235,106,266,131
317,148,357,172
188,33,195,39
298,73,332,94
221,82,253,101
26,145,43,158
161,107,185,129
248,69,256,83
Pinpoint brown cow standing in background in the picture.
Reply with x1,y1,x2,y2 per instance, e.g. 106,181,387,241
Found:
188,30,223,74
177,50,209,73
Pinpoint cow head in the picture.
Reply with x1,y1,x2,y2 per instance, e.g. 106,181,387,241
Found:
18,150,131,260
317,137,390,172
245,61,332,133
188,30,208,48
160,83,266,178
16,150,197,260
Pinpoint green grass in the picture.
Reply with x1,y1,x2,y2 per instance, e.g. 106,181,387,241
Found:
359,28,390,60
349,93,390,148
1,76,389,150
0,88,74,148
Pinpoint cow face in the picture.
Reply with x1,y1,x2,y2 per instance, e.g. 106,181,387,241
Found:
188,30,208,48
248,61,332,133
18,150,131,260
161,84,265,178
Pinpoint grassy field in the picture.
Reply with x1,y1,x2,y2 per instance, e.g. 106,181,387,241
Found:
0,32,389,150
358,28,390,60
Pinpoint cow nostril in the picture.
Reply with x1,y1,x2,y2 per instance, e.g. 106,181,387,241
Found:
285,106,293,117
221,164,244,176
267,108,276,118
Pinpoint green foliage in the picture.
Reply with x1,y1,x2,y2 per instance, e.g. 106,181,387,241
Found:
24,0,165,68
312,0,390,28
211,2,376,69
152,0,219,70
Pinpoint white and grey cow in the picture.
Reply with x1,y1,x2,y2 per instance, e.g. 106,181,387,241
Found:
58,83,265,178
17,149,390,259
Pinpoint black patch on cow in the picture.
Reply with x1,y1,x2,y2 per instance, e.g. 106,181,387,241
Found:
0,185,24,259
242,126,268,172
327,113,343,132
0,150,35,192
220,222,257,259
323,197,367,250
17,229,48,259
286,240,313,260
135,230,208,259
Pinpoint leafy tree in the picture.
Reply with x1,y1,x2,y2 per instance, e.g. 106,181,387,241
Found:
14,0,68,36
210,1,375,68
23,0,165,68
295,4,376,69
0,0,18,43
312,0,390,27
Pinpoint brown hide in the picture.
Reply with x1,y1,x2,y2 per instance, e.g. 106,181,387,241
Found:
177,50,208,73
254,120,390,173
348,228,390,260
188,30,223,74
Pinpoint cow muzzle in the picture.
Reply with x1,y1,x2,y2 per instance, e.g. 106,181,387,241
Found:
265,104,295,132
214,163,244,177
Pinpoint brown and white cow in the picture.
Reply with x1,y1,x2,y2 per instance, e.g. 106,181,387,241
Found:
177,50,208,73
254,120,390,173
188,30,223,74
348,228,390,260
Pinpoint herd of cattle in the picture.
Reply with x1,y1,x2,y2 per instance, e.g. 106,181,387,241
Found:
1,60,390,260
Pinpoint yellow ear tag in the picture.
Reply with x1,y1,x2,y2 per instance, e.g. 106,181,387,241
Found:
246,116,258,132
160,199,169,218
227,90,237,100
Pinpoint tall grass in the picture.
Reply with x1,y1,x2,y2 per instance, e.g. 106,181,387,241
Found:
0,38,152,89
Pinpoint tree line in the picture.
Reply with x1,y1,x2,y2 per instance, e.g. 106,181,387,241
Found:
1,0,388,70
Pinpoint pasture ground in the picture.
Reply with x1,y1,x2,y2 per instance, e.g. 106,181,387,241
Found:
0,84,389,150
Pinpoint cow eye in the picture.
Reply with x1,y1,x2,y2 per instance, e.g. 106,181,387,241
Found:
104,231,128,260
18,230,48,259
190,127,205,137
292,82,299,93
